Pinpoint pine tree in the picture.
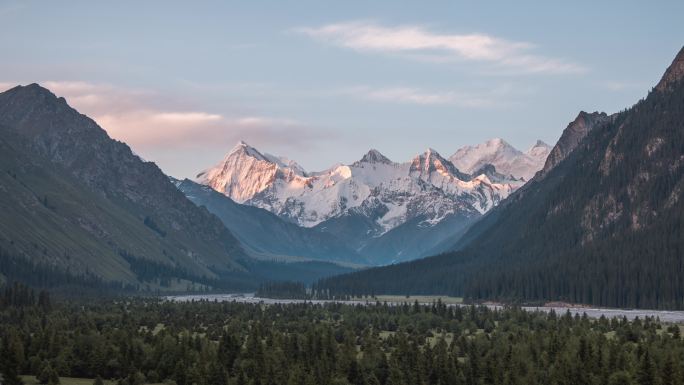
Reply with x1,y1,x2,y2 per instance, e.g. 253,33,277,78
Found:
37,363,59,385
0,335,23,385
637,351,655,385
608,371,635,385
660,355,678,385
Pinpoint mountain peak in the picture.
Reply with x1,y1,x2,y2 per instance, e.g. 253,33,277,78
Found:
198,141,310,201
420,148,456,167
5,83,51,94
486,138,509,147
410,148,466,179
227,140,268,161
358,149,392,164
231,140,253,152
424,147,448,159
525,140,551,157
0,83,67,109
22,83,48,91
413,147,448,164
656,46,684,92
539,111,610,176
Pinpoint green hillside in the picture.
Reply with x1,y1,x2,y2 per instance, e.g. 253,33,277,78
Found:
0,85,251,292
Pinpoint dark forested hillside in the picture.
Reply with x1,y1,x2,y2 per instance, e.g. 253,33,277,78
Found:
317,47,684,309
0,84,252,291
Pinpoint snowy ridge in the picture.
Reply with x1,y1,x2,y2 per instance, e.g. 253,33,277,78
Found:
197,140,548,234
450,138,551,181
196,141,308,203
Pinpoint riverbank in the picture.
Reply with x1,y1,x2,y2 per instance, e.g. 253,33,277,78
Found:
166,293,684,323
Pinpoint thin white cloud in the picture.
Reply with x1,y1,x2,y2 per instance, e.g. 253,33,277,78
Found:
339,86,492,108
148,111,223,124
296,21,585,74
2,80,328,152
0,80,337,176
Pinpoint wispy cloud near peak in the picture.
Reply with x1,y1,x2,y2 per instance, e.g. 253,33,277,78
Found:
0,81,330,177
296,21,585,74
339,86,493,108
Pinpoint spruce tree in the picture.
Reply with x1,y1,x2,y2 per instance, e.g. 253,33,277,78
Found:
0,336,23,385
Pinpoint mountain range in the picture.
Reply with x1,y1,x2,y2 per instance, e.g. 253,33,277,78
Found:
317,46,684,309
192,138,550,263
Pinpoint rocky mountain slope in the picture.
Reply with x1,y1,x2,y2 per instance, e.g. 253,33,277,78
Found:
0,84,253,291
538,111,612,177
317,46,684,309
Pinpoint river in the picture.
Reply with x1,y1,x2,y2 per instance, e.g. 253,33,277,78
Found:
165,293,684,323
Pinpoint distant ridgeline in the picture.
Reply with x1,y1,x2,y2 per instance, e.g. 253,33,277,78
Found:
315,47,684,310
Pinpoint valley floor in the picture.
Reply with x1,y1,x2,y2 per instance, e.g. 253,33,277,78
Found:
168,293,684,323
4,284,684,385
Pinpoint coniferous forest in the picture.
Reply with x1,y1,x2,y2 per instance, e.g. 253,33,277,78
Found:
316,74,684,310
1,284,684,385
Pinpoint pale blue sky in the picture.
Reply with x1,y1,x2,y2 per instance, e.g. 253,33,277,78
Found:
1,0,682,177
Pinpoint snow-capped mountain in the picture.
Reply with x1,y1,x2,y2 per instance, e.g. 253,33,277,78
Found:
196,141,526,236
450,138,551,181
196,141,308,203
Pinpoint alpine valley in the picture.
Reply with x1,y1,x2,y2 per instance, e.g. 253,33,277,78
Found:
0,42,682,312
0,82,550,292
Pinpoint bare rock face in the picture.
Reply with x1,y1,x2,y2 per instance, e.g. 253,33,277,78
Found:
539,111,611,176
656,46,684,92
